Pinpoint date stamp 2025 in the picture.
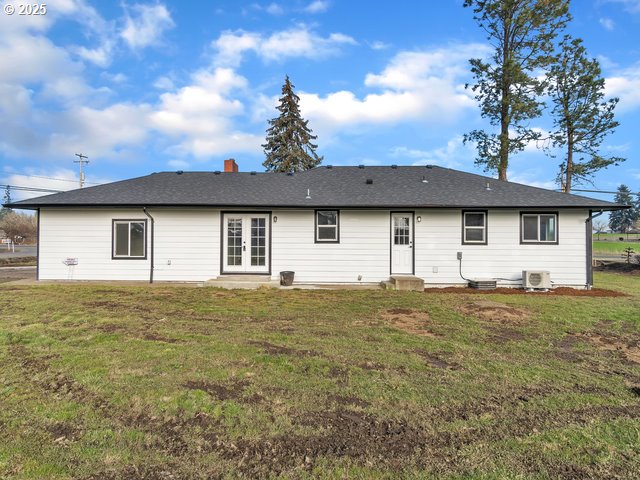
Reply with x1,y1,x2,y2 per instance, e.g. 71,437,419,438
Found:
3,3,47,16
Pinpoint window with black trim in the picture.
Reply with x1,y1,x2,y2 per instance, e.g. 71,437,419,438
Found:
521,213,557,243
113,220,146,258
315,210,339,243
462,211,487,244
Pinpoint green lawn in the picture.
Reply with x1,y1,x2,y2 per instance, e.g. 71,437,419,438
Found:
593,241,638,255
1,274,639,479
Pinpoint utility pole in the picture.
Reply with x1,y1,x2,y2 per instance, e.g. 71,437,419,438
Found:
74,153,89,188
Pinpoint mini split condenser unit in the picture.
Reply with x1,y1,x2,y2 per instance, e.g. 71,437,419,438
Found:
522,270,551,289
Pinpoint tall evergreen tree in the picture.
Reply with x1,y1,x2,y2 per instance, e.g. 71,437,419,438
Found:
547,36,624,193
609,185,637,234
463,0,570,180
262,76,322,173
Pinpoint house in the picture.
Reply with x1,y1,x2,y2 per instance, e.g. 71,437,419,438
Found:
5,160,625,288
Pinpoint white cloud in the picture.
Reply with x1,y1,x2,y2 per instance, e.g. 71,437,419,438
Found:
369,40,391,51
120,3,175,50
389,136,472,169
296,44,490,133
509,172,557,190
599,17,615,30
153,75,175,90
72,41,115,67
605,63,640,111
603,0,640,13
150,68,262,158
265,3,284,15
213,26,356,67
167,159,190,170
102,72,128,84
304,1,330,13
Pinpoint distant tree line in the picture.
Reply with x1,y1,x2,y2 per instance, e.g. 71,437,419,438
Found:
1,187,38,244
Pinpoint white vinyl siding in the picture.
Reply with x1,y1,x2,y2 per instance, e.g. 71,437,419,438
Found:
37,207,589,288
272,209,388,283
414,209,587,287
39,209,220,282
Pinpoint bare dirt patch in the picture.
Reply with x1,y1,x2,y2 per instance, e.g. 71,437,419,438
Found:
248,340,318,357
0,267,36,283
577,331,640,365
484,325,528,344
414,349,461,370
595,262,640,276
326,394,370,408
45,422,82,443
459,300,530,324
429,286,628,297
141,332,181,344
183,379,249,401
381,308,440,337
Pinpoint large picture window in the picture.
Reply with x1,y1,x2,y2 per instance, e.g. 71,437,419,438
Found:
315,210,339,243
462,211,487,244
113,220,147,258
521,213,558,244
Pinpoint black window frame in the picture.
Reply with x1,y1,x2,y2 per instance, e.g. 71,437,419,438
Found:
314,210,340,243
112,219,148,259
461,210,488,245
519,212,559,245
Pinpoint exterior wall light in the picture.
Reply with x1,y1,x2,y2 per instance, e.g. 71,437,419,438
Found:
417,216,422,222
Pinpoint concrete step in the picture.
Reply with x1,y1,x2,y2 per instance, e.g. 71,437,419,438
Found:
204,275,279,289
389,275,425,291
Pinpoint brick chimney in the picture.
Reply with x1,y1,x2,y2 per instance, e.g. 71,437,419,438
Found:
224,158,238,172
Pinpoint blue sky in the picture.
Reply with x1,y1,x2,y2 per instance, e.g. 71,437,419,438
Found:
1,0,639,203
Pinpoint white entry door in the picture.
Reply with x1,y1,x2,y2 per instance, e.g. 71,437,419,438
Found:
222,214,270,273
391,213,413,275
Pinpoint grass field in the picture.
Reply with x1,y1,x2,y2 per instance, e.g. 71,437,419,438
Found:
1,274,639,479
593,233,640,242
593,241,638,255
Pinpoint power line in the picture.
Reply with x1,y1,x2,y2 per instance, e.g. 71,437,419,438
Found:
14,174,100,185
569,188,640,196
0,184,64,194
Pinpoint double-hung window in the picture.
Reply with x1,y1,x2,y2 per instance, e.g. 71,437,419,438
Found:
462,211,487,244
113,220,147,258
521,213,558,244
315,210,339,243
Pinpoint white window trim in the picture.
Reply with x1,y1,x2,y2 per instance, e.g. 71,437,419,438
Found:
315,210,339,243
462,211,487,244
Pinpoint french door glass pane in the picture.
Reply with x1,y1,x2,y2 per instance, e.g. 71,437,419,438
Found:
394,217,410,245
251,218,266,266
227,218,242,266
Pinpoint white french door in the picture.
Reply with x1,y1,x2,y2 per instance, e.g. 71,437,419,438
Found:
222,213,270,273
391,213,413,275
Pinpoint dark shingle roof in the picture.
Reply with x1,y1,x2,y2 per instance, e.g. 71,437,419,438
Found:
6,165,625,210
